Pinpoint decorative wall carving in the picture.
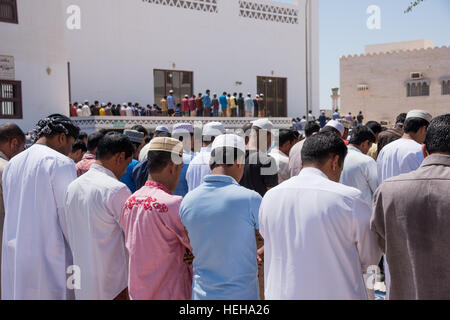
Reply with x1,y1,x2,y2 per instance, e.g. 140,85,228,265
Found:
142,0,218,13
239,0,299,24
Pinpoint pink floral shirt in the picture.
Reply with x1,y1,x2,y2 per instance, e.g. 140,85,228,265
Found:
121,181,193,300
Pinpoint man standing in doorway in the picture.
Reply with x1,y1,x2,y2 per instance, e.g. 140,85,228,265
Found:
167,90,176,117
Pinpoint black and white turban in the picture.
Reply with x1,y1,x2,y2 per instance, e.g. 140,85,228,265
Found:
31,114,80,144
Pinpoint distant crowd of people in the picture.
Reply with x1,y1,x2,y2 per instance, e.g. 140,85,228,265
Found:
70,90,267,118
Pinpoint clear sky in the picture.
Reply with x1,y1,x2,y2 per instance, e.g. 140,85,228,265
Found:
276,0,450,109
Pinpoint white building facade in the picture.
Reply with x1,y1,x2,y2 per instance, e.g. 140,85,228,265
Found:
1,0,319,131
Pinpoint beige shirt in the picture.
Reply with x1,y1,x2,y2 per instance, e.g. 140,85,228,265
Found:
371,154,450,299
0,151,9,297
288,139,306,178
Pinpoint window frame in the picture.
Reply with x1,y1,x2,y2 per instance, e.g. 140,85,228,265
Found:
0,79,22,119
406,79,430,98
0,0,19,24
442,80,450,96
153,69,194,105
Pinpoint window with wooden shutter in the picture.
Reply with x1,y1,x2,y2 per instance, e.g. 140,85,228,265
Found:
0,0,18,24
0,80,22,119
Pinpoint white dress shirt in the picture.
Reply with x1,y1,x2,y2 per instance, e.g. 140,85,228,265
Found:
269,148,290,184
186,146,212,192
64,164,131,300
2,144,77,300
340,145,378,206
259,168,381,300
377,138,424,184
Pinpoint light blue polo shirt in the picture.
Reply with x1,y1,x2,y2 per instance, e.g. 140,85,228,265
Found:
180,175,262,300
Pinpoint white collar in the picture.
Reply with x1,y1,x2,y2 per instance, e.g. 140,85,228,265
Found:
90,164,118,180
348,145,363,154
300,167,329,180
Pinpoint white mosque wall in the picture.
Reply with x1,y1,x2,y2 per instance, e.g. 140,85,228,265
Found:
0,0,69,132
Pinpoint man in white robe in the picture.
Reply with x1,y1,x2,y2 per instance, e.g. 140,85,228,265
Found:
340,126,378,206
377,110,432,184
259,132,381,300
64,132,134,300
186,122,225,192
2,115,80,300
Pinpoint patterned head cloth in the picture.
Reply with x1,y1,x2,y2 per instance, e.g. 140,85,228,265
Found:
31,114,80,144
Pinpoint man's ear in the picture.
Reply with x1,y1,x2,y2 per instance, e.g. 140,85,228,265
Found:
332,154,341,172
57,132,67,145
422,144,429,159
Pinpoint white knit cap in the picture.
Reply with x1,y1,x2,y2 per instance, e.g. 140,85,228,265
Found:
203,122,225,137
212,134,246,153
406,110,432,123
325,120,345,137
252,118,274,131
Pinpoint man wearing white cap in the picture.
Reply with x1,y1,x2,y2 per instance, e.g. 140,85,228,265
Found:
240,118,278,299
180,134,262,300
377,110,432,184
240,118,278,197
322,120,345,138
186,122,225,192
375,109,432,298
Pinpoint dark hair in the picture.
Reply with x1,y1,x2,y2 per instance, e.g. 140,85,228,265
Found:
424,114,450,155
71,140,87,153
365,121,382,135
349,126,376,146
304,121,321,138
148,150,181,173
302,132,348,167
377,129,402,156
96,132,134,160
131,125,148,137
279,129,298,147
404,117,430,134
396,113,407,125
78,132,88,140
210,147,245,170
87,132,105,152
0,123,25,144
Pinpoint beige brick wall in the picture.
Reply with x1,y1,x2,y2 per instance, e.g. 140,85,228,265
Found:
340,46,450,124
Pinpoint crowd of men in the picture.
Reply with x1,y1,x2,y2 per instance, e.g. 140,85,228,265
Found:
0,108,449,300
70,90,266,119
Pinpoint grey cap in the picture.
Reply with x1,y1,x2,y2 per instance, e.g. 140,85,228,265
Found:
124,129,144,144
